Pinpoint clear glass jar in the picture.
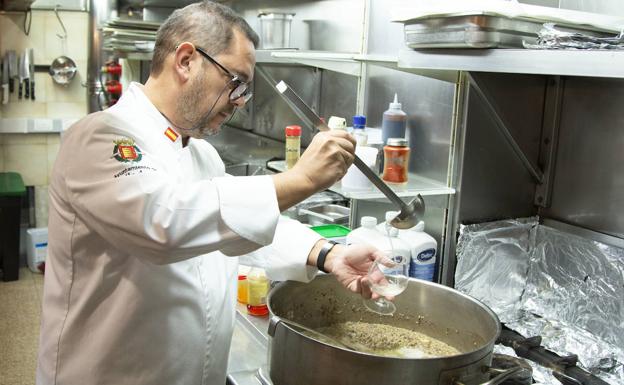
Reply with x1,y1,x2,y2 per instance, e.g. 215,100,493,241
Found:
382,138,410,184
285,125,301,170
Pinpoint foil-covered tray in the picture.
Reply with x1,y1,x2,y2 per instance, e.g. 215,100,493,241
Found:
403,15,611,49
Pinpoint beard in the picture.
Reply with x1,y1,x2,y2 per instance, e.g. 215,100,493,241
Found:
176,72,230,138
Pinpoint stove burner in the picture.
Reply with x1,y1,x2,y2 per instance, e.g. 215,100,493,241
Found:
491,354,533,385
498,325,610,385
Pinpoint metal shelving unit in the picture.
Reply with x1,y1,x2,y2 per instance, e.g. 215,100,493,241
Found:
398,49,624,80
267,160,455,201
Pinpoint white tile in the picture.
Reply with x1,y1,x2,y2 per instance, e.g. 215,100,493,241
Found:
3,133,48,145
3,143,49,185
43,11,89,63
0,102,47,118
0,12,46,58
35,185,49,228
46,137,61,180
46,102,87,118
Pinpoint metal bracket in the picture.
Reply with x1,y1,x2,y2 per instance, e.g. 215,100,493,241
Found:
535,76,564,207
466,73,544,184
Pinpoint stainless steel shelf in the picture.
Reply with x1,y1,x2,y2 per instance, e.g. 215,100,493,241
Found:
267,160,455,200
398,48,624,79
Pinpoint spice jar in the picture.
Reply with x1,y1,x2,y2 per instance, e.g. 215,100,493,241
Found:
285,125,301,170
237,274,248,304
382,138,410,184
246,267,269,316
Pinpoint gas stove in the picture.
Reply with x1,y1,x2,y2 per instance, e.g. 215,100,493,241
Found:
495,325,610,385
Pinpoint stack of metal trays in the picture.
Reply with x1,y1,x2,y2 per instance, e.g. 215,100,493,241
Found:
403,15,613,49
103,19,160,55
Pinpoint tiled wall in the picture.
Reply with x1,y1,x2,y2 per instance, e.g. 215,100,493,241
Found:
0,10,89,227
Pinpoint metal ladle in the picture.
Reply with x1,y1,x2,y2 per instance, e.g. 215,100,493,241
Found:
275,80,424,229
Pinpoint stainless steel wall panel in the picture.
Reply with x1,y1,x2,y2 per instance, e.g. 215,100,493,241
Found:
469,73,547,172
319,70,359,126
363,65,455,184
540,77,624,239
558,0,624,16
252,64,320,145
367,0,409,55
457,81,539,223
231,0,365,53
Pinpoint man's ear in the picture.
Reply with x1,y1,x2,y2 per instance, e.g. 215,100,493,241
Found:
172,42,195,82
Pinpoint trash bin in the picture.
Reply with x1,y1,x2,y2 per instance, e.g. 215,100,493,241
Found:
0,172,26,281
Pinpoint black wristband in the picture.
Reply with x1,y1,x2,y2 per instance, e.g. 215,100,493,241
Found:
316,240,338,274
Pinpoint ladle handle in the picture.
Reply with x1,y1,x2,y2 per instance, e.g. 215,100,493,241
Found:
352,156,407,208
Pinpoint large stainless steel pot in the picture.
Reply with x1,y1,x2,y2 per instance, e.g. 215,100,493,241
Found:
267,275,518,385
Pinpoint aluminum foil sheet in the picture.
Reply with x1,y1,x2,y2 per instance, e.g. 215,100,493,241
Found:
524,23,624,50
455,217,538,323
456,218,624,384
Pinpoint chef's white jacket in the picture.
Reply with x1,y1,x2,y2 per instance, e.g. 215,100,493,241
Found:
36,82,323,385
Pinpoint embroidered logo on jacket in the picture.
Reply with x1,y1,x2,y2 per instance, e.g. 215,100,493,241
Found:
112,138,143,163
164,127,179,142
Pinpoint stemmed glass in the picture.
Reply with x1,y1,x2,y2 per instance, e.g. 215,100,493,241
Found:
364,253,410,315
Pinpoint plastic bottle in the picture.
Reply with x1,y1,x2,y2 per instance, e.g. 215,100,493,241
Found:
285,125,301,170
378,212,437,282
346,216,379,245
352,115,368,145
246,267,269,316
402,221,437,282
381,94,407,145
328,116,347,131
348,216,410,275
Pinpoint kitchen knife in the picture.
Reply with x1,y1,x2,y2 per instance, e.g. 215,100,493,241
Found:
29,49,35,100
2,55,9,104
18,51,26,99
23,49,30,99
8,50,17,94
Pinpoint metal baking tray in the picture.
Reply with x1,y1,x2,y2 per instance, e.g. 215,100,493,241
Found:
298,204,350,226
403,15,612,49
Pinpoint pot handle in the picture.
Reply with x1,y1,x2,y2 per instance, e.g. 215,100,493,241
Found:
268,316,282,337
454,366,525,385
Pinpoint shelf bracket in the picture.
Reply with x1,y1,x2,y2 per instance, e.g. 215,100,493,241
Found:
466,72,544,184
535,76,564,207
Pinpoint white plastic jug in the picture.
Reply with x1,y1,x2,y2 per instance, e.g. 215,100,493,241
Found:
379,212,437,282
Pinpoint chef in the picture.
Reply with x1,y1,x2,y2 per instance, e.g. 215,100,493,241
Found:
36,1,383,385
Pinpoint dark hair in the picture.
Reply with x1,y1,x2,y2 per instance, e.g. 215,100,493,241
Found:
150,1,259,75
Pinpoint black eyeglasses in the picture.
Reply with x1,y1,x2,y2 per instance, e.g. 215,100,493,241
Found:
195,46,252,103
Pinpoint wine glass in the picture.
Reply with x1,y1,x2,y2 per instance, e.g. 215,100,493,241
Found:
363,253,410,315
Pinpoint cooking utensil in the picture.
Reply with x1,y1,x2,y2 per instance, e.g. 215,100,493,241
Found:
2,54,9,104
268,275,525,385
22,49,30,99
49,56,77,86
7,50,17,94
18,50,28,99
275,80,425,229
28,49,35,100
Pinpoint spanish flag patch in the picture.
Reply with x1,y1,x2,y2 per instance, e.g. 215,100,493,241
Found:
164,127,179,142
